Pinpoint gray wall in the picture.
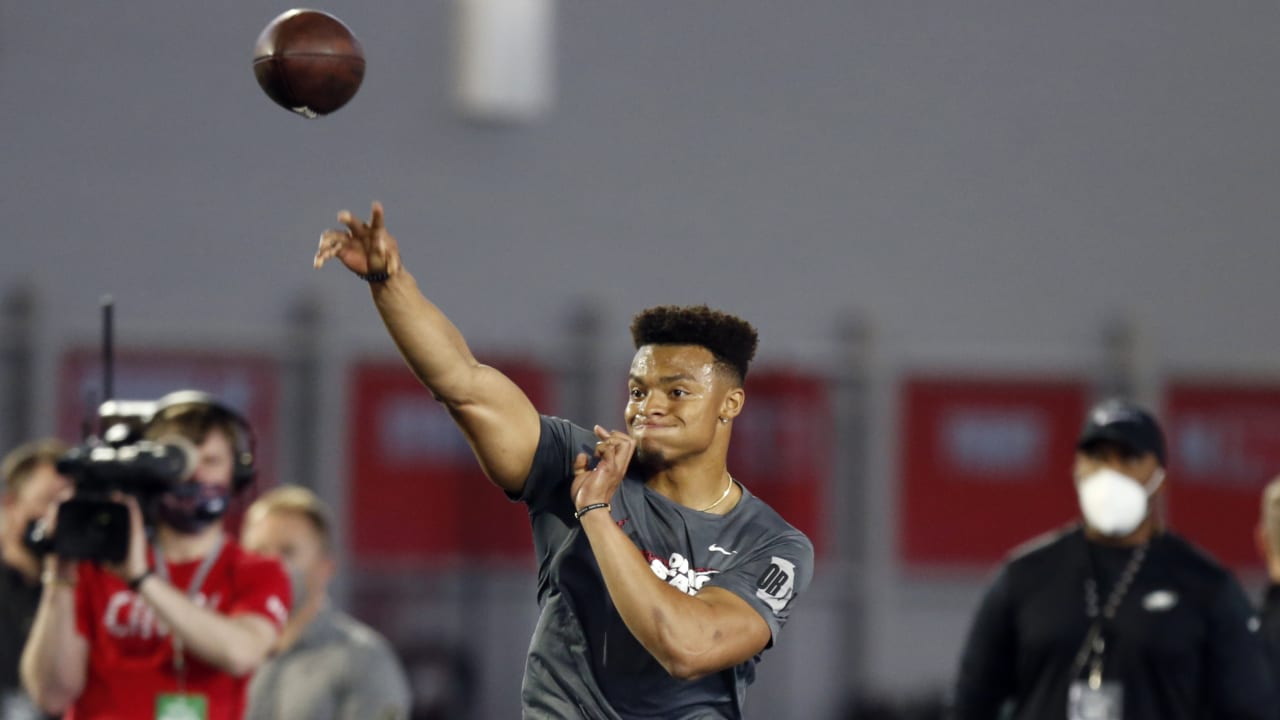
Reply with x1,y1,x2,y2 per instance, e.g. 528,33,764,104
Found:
7,2,1278,359
5,1,1280,717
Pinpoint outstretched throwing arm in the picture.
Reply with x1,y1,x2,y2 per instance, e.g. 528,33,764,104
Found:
315,202,541,493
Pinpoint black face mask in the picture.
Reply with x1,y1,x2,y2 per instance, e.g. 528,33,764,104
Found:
155,483,231,534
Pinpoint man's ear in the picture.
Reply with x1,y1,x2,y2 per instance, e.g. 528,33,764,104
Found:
1257,524,1272,564
1148,465,1169,496
720,387,745,422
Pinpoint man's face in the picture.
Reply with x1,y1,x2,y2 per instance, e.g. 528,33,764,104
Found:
191,430,236,488
1,462,71,547
626,344,736,466
150,430,237,535
242,509,332,605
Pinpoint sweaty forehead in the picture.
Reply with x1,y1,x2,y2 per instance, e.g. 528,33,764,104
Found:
630,345,719,383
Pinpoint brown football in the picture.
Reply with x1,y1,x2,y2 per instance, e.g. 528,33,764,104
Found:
253,9,365,118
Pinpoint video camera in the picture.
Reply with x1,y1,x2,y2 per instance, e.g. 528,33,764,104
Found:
26,398,200,564
24,299,257,564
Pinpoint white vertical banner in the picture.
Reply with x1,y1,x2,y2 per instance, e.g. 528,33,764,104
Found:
454,0,556,123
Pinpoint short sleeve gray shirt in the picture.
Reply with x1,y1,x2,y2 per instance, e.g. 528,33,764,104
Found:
515,416,814,719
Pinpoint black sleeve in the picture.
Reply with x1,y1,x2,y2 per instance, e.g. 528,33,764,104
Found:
1203,577,1280,720
952,566,1018,720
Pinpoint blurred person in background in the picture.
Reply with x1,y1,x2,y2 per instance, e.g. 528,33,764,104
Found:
953,398,1276,720
314,203,814,719
20,392,290,720
1258,477,1280,669
241,484,411,720
0,439,70,720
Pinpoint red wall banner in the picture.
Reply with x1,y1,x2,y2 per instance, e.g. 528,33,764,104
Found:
347,357,549,565
1163,382,1280,570
727,370,830,556
899,377,1089,567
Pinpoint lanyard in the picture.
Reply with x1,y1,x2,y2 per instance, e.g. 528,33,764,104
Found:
153,536,226,691
1071,540,1148,689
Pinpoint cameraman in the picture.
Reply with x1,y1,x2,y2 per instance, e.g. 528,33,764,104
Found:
20,393,291,720
1,439,70,720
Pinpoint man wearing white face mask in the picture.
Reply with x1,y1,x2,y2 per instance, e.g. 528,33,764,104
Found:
953,398,1277,720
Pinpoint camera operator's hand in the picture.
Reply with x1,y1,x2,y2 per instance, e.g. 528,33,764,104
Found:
314,201,403,281
37,489,77,583
105,493,149,583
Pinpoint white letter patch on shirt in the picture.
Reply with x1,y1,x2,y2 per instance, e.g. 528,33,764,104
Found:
755,557,796,613
646,552,717,595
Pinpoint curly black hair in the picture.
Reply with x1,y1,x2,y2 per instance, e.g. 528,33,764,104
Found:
629,304,758,384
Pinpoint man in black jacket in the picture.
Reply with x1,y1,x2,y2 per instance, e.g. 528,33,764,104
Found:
953,398,1277,720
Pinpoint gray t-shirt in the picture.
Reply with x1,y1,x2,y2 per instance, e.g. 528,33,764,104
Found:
516,416,814,719
244,606,411,720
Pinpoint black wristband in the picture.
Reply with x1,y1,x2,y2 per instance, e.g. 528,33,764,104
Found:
356,270,391,283
573,502,611,520
128,569,153,592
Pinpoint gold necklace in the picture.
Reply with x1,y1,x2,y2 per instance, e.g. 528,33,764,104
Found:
697,474,735,513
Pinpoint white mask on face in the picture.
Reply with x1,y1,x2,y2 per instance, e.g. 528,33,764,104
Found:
1076,467,1166,537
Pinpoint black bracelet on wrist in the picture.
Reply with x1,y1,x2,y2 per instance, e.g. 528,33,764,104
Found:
128,570,153,592
356,270,391,283
574,502,611,520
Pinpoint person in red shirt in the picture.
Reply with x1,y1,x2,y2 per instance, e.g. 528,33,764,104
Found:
20,391,290,720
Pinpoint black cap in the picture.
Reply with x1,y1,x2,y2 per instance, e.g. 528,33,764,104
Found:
1077,398,1167,466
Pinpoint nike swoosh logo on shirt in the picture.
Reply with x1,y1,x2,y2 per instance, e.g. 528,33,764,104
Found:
708,544,737,556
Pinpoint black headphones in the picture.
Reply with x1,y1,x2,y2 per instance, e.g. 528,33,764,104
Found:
148,390,257,492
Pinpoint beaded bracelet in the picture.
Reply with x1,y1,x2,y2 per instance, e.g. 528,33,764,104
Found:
357,270,391,283
574,502,611,520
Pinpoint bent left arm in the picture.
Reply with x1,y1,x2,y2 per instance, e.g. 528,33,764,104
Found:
579,510,771,679
574,427,775,679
